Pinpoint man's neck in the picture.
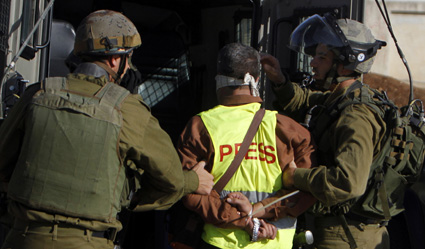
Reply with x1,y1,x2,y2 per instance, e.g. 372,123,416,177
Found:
74,62,109,78
217,86,251,104
334,78,357,91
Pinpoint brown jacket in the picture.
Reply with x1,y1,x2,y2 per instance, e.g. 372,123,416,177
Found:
178,94,317,228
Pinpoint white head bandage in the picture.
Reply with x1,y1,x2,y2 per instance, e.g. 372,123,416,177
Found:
215,73,259,97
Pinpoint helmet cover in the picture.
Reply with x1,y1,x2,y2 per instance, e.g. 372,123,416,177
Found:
74,10,142,56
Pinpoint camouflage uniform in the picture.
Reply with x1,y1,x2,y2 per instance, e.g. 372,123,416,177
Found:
272,80,390,249
265,13,391,249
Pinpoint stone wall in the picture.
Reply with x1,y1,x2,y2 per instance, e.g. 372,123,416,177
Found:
364,0,425,88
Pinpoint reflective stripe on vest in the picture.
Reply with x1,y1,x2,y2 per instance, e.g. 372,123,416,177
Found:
7,76,129,223
199,102,296,249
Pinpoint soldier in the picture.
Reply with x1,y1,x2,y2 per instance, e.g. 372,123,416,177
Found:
261,14,389,248
0,10,213,249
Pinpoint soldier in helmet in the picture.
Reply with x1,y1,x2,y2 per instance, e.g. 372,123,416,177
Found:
261,14,389,249
0,9,213,249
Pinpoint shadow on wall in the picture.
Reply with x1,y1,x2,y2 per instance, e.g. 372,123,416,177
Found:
364,73,425,108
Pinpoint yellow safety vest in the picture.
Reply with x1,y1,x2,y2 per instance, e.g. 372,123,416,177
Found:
199,102,296,249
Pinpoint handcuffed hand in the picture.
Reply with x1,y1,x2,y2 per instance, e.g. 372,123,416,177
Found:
245,217,277,241
226,192,252,215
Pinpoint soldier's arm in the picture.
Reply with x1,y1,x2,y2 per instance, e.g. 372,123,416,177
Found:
119,94,200,211
291,104,384,206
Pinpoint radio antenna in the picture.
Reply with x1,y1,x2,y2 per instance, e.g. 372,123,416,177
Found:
375,0,413,107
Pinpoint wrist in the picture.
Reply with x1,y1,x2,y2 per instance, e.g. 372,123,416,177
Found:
248,205,253,217
283,167,296,189
251,218,260,242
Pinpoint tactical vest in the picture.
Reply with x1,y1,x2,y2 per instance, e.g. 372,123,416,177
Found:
305,81,425,248
7,76,130,223
199,102,296,249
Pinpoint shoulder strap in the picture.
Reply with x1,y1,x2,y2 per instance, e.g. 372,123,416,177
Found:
97,83,130,109
328,81,362,109
335,83,394,249
213,108,266,193
42,77,68,91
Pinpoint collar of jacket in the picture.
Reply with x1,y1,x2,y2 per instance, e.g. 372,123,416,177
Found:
73,62,109,79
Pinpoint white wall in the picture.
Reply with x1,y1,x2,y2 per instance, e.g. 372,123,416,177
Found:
365,0,425,87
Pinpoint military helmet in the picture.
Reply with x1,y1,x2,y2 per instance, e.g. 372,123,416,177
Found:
289,13,386,73
74,10,142,56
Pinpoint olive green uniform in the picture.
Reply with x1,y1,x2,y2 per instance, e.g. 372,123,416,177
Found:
272,81,390,249
0,72,198,249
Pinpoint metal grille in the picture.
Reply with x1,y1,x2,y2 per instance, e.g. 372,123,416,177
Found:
0,0,10,52
138,53,190,107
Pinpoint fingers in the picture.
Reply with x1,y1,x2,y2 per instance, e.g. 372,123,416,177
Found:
226,192,249,202
259,54,286,84
192,161,206,171
226,192,243,199
260,53,279,67
226,197,252,214
258,220,277,240
193,161,214,195
262,220,277,240
245,218,277,241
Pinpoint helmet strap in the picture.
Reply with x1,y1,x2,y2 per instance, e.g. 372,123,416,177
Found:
312,63,338,91
322,63,359,90
115,54,128,84
93,61,120,83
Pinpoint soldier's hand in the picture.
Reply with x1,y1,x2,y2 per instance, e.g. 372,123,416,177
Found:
282,160,296,189
193,161,214,195
260,53,286,85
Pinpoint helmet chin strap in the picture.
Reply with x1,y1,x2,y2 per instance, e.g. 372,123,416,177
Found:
93,54,128,84
312,63,338,91
93,61,119,82
115,54,128,84
313,62,358,91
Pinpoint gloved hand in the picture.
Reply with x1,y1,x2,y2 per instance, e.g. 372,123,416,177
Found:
120,68,143,93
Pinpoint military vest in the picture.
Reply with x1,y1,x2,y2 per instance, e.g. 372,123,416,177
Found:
199,102,296,249
304,80,425,248
7,76,130,223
